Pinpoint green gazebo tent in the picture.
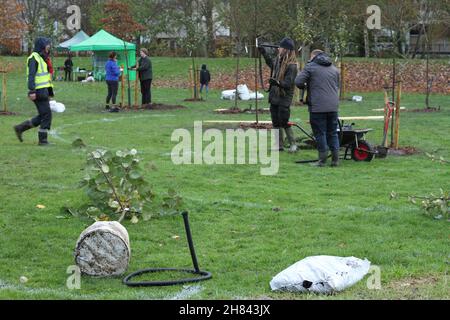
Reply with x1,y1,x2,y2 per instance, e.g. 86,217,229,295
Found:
69,29,136,81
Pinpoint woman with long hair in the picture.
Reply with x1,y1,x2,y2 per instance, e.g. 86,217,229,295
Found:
259,37,298,152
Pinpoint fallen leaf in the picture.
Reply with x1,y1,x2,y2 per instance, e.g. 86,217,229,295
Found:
36,204,46,209
172,235,180,240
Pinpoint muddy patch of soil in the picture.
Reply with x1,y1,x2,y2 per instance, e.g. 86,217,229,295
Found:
215,108,270,114
0,111,17,116
239,122,273,130
388,146,419,156
407,107,441,113
183,98,205,102
143,103,186,110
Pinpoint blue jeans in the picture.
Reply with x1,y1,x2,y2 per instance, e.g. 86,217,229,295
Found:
310,112,340,153
200,84,208,93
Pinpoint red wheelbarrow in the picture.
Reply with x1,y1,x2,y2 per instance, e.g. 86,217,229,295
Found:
339,123,376,162
289,120,378,163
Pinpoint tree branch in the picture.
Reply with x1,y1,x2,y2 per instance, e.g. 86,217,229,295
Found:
92,154,127,223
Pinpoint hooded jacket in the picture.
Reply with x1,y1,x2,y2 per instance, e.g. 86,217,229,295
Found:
295,53,340,113
28,37,51,95
200,64,211,85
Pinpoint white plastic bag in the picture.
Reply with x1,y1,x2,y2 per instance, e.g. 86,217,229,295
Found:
49,100,66,113
270,255,371,294
352,95,363,102
221,89,236,100
237,84,251,100
221,86,264,100
248,91,264,100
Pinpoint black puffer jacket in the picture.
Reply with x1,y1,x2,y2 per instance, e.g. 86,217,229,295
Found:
295,53,340,113
261,50,298,107
200,65,211,85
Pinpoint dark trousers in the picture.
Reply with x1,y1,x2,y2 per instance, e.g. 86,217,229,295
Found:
310,112,340,153
65,70,72,81
106,80,119,105
200,83,209,93
270,104,291,129
31,94,52,131
141,79,152,105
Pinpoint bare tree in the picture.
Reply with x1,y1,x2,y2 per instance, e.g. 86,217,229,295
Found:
199,0,216,57
17,0,46,53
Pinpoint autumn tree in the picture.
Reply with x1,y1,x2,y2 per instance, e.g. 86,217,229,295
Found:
0,1,26,54
100,0,144,42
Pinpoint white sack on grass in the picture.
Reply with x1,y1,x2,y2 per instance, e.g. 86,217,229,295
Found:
248,91,264,100
49,100,66,113
237,84,251,100
221,89,236,100
221,88,264,100
270,255,371,294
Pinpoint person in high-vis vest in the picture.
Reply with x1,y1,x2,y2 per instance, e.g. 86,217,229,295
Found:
14,37,54,145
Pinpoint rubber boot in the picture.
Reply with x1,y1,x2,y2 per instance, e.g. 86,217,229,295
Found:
311,151,328,167
284,127,298,153
38,131,49,146
13,120,33,142
331,149,340,167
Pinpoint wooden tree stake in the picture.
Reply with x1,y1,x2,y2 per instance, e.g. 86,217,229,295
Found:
2,72,7,112
393,82,402,149
120,64,125,108
134,59,139,109
188,67,193,99
383,89,390,147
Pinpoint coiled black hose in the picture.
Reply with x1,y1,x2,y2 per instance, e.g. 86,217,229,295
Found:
123,211,212,287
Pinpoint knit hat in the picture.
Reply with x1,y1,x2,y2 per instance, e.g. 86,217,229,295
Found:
279,37,295,51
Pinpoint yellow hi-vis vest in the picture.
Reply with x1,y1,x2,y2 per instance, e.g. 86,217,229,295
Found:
27,52,52,90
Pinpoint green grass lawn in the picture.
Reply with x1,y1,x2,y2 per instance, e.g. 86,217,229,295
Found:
0,56,448,300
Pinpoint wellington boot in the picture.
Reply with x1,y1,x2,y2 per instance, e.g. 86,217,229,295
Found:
13,120,33,142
